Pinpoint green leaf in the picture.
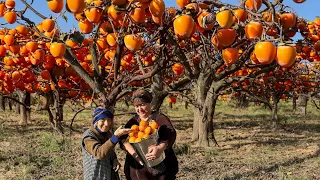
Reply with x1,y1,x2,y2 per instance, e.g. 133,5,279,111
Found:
70,32,85,45
62,14,68,23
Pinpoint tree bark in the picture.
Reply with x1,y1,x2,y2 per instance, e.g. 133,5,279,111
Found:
236,93,249,108
192,73,218,147
151,72,168,112
17,91,27,125
25,92,31,122
271,93,280,128
15,102,20,114
0,95,5,111
297,95,308,116
292,93,297,111
52,90,65,134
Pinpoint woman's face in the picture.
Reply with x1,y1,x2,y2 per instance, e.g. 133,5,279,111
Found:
135,103,152,119
96,118,113,132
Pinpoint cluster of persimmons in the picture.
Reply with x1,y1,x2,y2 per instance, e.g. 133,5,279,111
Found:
128,120,159,143
0,0,316,105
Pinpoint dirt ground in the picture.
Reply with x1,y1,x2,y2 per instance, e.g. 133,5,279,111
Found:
0,101,319,180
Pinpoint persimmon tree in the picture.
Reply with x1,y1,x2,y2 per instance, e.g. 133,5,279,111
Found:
0,0,312,146
0,0,170,132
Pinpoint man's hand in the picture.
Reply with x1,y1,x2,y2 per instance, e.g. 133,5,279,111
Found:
114,125,132,138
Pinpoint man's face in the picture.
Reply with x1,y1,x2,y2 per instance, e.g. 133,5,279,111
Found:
96,118,113,132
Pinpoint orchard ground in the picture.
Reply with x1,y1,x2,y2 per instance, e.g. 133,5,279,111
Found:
0,100,319,180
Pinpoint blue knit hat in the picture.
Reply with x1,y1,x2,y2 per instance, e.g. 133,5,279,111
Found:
92,108,114,125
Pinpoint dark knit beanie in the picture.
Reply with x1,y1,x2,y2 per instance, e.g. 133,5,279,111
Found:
92,108,114,125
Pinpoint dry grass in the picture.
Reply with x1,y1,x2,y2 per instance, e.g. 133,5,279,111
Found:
0,100,319,180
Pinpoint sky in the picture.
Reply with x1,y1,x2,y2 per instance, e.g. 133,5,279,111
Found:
0,0,319,39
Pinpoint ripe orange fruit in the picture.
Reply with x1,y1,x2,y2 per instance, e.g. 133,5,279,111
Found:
106,33,118,47
129,131,138,137
0,45,6,57
233,9,247,22
131,124,139,131
254,41,276,65
280,12,296,29
176,0,190,9
42,19,55,32
173,15,195,39
245,0,262,11
129,137,136,143
32,49,45,60
4,11,16,24
124,34,144,51
172,63,184,75
78,20,94,34
47,0,64,13
139,125,147,132
129,7,146,24
11,71,21,81
197,11,214,31
3,34,14,46
215,28,236,47
144,126,152,135
16,25,29,35
139,120,148,127
50,42,66,58
149,0,165,18
66,0,86,13
245,21,263,40
0,3,6,17
135,137,142,143
40,70,51,81
5,0,15,9
276,45,296,67
149,120,159,130
85,7,102,23
216,10,233,29
138,131,145,139
222,48,239,66
26,42,38,53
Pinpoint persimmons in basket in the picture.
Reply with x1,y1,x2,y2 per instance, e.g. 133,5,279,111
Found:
128,120,159,143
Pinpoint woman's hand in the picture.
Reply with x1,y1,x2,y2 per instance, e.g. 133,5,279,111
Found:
113,159,121,172
145,144,165,161
114,125,132,138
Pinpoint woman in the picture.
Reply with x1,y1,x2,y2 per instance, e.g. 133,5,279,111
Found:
82,107,132,180
120,89,179,180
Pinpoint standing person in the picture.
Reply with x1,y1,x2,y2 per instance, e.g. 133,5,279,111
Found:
120,89,179,180
82,107,132,180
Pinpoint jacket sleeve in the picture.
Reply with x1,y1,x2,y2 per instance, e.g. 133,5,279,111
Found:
83,137,116,160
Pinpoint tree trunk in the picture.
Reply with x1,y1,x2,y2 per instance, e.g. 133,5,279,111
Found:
185,101,188,109
151,73,168,112
271,93,280,128
236,93,249,108
192,73,217,147
15,102,20,114
8,98,12,111
297,95,308,116
52,90,65,134
25,92,31,122
292,93,297,111
17,91,27,125
0,95,5,111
